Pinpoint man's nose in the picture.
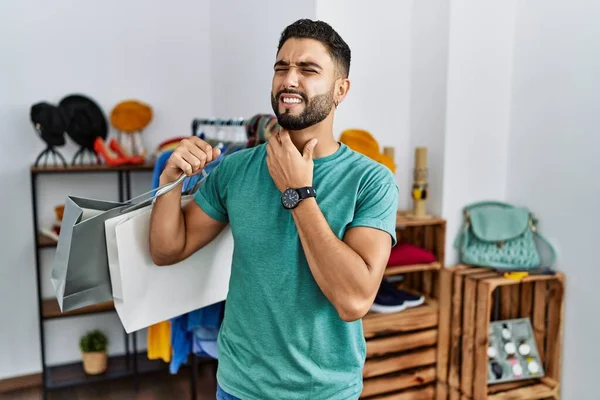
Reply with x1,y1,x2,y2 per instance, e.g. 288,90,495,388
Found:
281,68,300,89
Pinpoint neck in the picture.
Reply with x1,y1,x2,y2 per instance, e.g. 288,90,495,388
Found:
286,112,339,159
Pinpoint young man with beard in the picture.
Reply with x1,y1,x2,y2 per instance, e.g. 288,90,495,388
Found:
149,19,399,400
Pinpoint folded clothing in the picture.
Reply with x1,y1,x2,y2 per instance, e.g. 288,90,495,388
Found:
387,242,436,267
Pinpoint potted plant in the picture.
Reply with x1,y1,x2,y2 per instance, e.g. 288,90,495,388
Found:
79,329,108,375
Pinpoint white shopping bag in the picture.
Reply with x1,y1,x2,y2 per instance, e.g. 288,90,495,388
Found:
105,205,150,302
106,195,233,333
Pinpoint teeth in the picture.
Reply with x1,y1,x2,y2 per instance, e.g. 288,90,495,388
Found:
283,97,302,104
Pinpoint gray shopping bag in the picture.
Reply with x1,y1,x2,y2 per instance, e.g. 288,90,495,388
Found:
51,174,189,312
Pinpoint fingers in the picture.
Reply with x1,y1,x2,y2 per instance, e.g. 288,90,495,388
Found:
168,137,215,177
302,138,318,160
170,152,195,176
278,129,294,148
189,136,215,164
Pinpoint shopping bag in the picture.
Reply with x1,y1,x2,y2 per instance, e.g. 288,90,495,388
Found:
51,175,186,312
105,204,150,302
105,195,233,333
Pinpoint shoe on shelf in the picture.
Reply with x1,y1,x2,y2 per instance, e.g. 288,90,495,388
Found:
109,138,145,164
94,137,128,166
390,289,425,308
370,290,407,313
370,279,425,313
385,275,405,284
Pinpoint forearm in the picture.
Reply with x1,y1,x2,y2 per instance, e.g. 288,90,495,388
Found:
291,198,377,321
149,177,186,265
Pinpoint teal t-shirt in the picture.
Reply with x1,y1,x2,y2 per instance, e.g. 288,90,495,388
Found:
194,142,399,400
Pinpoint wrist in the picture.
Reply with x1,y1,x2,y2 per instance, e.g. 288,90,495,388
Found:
159,171,179,187
292,197,317,211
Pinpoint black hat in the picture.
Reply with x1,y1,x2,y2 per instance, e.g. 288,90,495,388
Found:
30,102,68,147
59,94,108,149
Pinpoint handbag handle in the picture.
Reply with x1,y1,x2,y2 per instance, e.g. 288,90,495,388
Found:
462,200,516,213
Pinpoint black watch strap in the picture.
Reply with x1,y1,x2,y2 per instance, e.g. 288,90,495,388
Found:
297,186,317,200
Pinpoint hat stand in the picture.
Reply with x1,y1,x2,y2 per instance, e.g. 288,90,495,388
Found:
33,125,67,168
72,145,100,166
34,145,67,168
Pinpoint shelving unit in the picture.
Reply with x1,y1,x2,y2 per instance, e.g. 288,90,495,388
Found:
360,211,446,399
436,265,565,400
29,162,167,399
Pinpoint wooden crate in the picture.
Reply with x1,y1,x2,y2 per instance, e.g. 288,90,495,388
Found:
360,212,446,399
392,211,446,300
436,265,565,400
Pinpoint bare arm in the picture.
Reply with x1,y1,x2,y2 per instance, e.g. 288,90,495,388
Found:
149,184,227,266
149,137,226,266
291,198,392,322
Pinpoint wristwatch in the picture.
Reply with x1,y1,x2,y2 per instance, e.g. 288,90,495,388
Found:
281,187,317,210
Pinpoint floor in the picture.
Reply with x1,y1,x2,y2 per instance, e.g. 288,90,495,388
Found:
1,365,218,400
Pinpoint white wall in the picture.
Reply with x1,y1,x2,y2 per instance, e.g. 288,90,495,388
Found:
317,0,413,210
409,0,450,217
210,0,316,117
506,1,600,398
0,0,212,379
441,1,517,262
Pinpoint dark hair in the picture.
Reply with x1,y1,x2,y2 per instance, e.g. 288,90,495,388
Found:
277,19,351,78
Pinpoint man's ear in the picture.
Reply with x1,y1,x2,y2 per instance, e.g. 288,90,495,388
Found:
335,77,351,107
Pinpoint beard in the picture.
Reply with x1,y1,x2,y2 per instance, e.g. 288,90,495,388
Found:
271,85,335,130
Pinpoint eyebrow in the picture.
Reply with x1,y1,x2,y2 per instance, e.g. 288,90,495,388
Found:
274,60,322,70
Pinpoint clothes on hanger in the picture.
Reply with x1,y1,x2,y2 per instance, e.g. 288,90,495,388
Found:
147,320,171,362
147,130,248,371
170,302,224,374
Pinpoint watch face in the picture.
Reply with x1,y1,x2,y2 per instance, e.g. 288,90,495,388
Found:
281,188,300,209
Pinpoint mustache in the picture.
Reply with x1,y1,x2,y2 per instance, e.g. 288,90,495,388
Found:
276,89,308,103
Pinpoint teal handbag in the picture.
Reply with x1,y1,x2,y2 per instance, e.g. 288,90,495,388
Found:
454,201,556,270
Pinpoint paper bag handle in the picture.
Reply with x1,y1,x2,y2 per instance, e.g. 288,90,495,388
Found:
118,169,208,214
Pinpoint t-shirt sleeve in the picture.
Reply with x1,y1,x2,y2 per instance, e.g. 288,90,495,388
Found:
193,159,229,223
347,180,399,247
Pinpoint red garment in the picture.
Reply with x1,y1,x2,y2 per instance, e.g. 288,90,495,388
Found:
387,242,436,266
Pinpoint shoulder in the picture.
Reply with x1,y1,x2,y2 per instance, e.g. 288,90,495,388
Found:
215,144,265,173
221,144,264,166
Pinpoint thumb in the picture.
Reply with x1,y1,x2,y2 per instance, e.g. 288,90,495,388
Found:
303,138,318,160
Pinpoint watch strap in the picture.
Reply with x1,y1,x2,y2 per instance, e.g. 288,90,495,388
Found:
297,186,316,200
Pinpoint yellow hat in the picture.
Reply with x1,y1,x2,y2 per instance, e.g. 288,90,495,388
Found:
340,129,395,173
110,100,153,133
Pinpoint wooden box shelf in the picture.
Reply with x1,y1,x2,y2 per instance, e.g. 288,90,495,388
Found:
360,211,446,399
436,265,565,400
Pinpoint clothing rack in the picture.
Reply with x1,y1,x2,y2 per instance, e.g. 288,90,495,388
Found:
191,117,246,142
149,116,274,400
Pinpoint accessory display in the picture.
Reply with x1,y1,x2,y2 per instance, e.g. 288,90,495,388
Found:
281,187,316,210
487,318,545,384
30,102,69,167
109,100,153,164
454,201,556,271
409,147,431,219
59,94,108,165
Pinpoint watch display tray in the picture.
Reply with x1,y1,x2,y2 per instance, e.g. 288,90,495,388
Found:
487,318,545,384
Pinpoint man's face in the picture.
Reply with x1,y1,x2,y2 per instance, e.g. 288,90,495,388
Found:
271,38,338,131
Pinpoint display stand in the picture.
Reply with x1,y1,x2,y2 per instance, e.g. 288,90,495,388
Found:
29,162,166,399
436,265,565,400
360,211,446,399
